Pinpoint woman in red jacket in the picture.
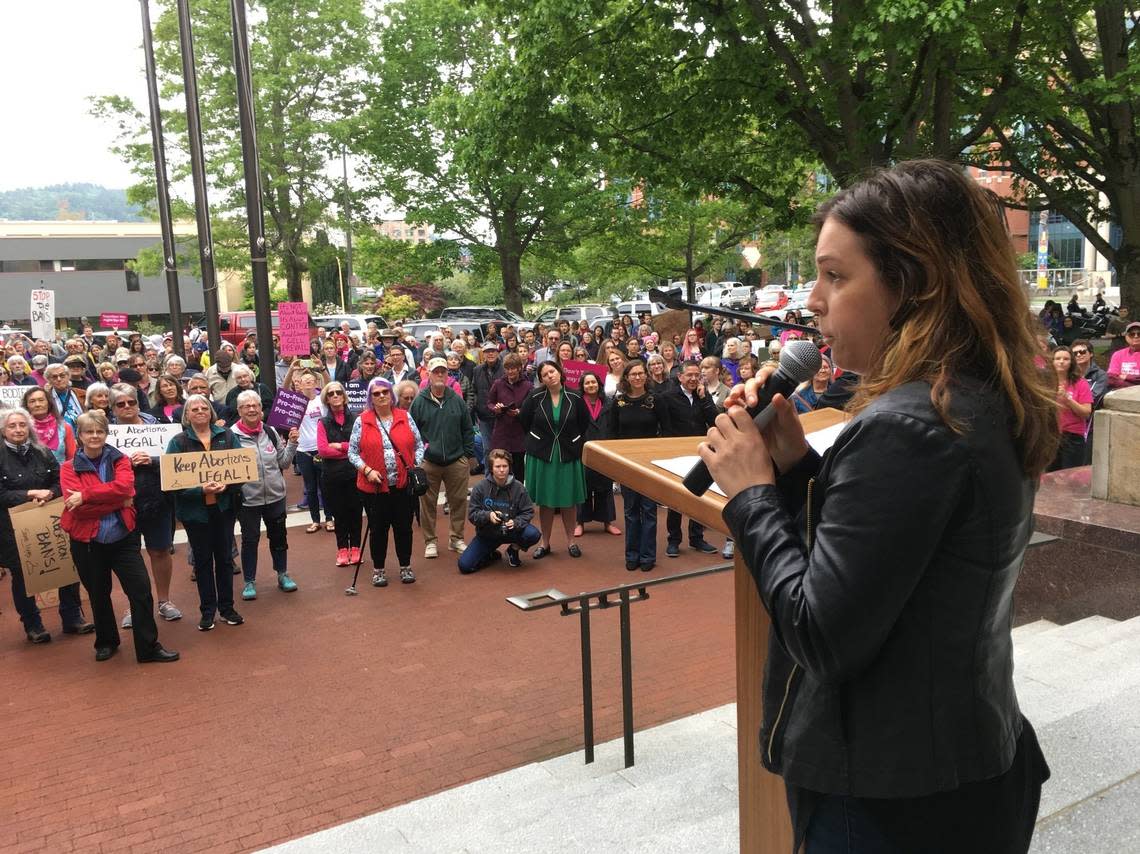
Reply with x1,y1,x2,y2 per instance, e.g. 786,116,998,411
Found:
60,411,179,664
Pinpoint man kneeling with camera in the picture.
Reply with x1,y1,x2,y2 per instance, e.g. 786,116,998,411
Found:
460,449,541,573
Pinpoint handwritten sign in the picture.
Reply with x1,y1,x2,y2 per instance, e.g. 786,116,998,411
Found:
344,379,369,413
10,498,80,596
277,302,310,356
561,360,607,391
160,448,258,491
100,312,129,329
107,423,183,455
266,388,308,429
0,386,27,408
31,289,55,340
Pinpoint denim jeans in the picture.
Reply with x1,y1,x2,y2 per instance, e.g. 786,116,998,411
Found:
296,450,326,523
7,553,84,631
477,418,494,469
621,486,658,566
237,498,289,582
457,524,541,574
666,509,704,547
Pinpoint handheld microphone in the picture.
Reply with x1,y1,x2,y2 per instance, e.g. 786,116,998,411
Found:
682,339,823,496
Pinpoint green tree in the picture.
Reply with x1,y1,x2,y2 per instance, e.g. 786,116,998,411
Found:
981,1,1140,313
352,229,457,288
350,0,609,315
91,0,369,301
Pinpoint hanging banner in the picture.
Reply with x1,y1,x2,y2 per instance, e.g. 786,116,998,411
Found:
160,448,258,491
9,498,80,596
277,302,310,356
30,289,55,340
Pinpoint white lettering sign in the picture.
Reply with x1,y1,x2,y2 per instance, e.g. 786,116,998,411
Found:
107,423,184,455
30,289,55,340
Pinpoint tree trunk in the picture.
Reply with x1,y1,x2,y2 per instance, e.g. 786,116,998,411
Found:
498,245,524,315
286,257,304,303
1116,240,1140,318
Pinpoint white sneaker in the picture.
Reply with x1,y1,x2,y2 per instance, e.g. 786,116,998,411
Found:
449,539,467,554
721,539,735,559
121,611,132,629
424,542,438,559
158,600,183,621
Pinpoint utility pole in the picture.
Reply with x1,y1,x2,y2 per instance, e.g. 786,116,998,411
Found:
139,0,185,359
230,0,277,393
342,146,354,311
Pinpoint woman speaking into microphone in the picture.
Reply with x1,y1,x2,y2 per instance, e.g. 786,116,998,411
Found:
699,160,1057,853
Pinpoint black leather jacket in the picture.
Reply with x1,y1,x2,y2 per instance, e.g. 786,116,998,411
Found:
722,378,1035,798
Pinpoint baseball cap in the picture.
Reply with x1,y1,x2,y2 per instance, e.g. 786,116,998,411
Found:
427,357,448,372
481,340,499,351
118,367,143,383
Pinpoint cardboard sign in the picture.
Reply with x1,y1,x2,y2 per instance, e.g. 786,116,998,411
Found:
160,448,258,491
9,498,80,596
30,289,55,340
266,388,309,429
107,423,183,455
277,302,310,356
99,312,129,329
561,360,607,391
0,386,27,408
344,379,369,413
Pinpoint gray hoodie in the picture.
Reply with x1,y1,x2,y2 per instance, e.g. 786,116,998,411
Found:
230,422,298,507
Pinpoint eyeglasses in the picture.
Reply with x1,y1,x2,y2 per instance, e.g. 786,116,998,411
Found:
1127,330,1140,337
327,390,344,397
1071,349,1089,356
371,389,390,397
113,400,138,409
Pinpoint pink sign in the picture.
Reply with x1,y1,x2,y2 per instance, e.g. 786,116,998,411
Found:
99,312,129,329
561,360,607,391
277,302,310,355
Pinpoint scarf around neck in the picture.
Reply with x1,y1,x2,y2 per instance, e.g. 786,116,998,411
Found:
33,414,60,451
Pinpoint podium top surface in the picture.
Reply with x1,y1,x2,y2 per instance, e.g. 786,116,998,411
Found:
583,408,848,534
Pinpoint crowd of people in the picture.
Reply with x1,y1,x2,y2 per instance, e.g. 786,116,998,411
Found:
1,284,1136,660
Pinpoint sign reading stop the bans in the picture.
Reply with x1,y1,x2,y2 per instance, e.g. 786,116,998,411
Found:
160,448,259,491
10,498,79,596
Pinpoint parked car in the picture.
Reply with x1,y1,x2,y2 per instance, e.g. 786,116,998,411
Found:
752,285,790,314
437,306,527,323
526,304,613,330
399,318,486,347
614,300,668,317
311,314,388,336
196,311,319,347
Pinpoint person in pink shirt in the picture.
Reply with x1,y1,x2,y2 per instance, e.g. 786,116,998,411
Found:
1050,346,1094,471
1106,321,1140,388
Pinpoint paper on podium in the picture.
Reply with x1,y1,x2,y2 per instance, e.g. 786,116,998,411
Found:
651,418,849,496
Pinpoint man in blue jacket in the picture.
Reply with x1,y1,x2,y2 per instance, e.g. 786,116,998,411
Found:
460,449,541,572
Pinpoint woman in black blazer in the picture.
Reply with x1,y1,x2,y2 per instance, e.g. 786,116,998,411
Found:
519,360,590,559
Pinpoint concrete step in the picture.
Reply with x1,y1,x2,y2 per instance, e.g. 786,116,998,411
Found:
1033,615,1119,645
1031,773,1140,854
1011,619,1059,642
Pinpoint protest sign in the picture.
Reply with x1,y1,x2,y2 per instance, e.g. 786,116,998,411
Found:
160,448,258,491
99,312,129,329
266,388,309,429
31,289,55,340
344,380,369,413
107,423,183,455
277,302,310,355
10,498,80,596
561,360,607,391
0,386,27,408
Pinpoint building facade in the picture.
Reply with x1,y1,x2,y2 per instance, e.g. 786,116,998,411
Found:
378,219,434,244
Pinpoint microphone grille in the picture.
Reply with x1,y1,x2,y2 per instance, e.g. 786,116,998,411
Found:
778,339,823,383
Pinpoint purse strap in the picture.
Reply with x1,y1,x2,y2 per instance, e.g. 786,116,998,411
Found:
377,416,415,475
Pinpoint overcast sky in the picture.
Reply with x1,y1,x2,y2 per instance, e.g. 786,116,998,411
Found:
0,2,149,191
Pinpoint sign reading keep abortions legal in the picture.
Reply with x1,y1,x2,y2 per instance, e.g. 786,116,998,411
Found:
107,423,183,456
160,448,258,491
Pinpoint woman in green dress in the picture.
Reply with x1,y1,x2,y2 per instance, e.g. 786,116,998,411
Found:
520,360,590,559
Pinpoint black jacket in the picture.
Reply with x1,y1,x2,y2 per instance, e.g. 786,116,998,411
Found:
467,473,534,537
722,378,1034,798
0,443,62,566
520,387,590,463
658,385,718,437
472,361,504,420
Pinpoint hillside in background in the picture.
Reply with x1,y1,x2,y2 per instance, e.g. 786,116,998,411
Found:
0,183,144,221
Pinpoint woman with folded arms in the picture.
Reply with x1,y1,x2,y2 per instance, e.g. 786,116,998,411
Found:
0,407,91,644
61,411,178,664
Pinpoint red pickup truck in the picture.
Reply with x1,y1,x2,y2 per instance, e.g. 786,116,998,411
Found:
198,310,318,347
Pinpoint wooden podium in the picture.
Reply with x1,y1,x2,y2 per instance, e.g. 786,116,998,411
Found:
583,409,846,854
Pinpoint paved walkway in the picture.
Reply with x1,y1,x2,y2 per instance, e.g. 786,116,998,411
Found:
0,474,737,853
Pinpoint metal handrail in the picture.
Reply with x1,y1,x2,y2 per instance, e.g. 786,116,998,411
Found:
507,561,733,768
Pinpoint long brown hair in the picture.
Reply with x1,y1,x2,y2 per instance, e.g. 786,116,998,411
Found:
813,159,1058,477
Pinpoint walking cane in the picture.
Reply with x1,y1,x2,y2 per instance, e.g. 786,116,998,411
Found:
345,493,374,596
